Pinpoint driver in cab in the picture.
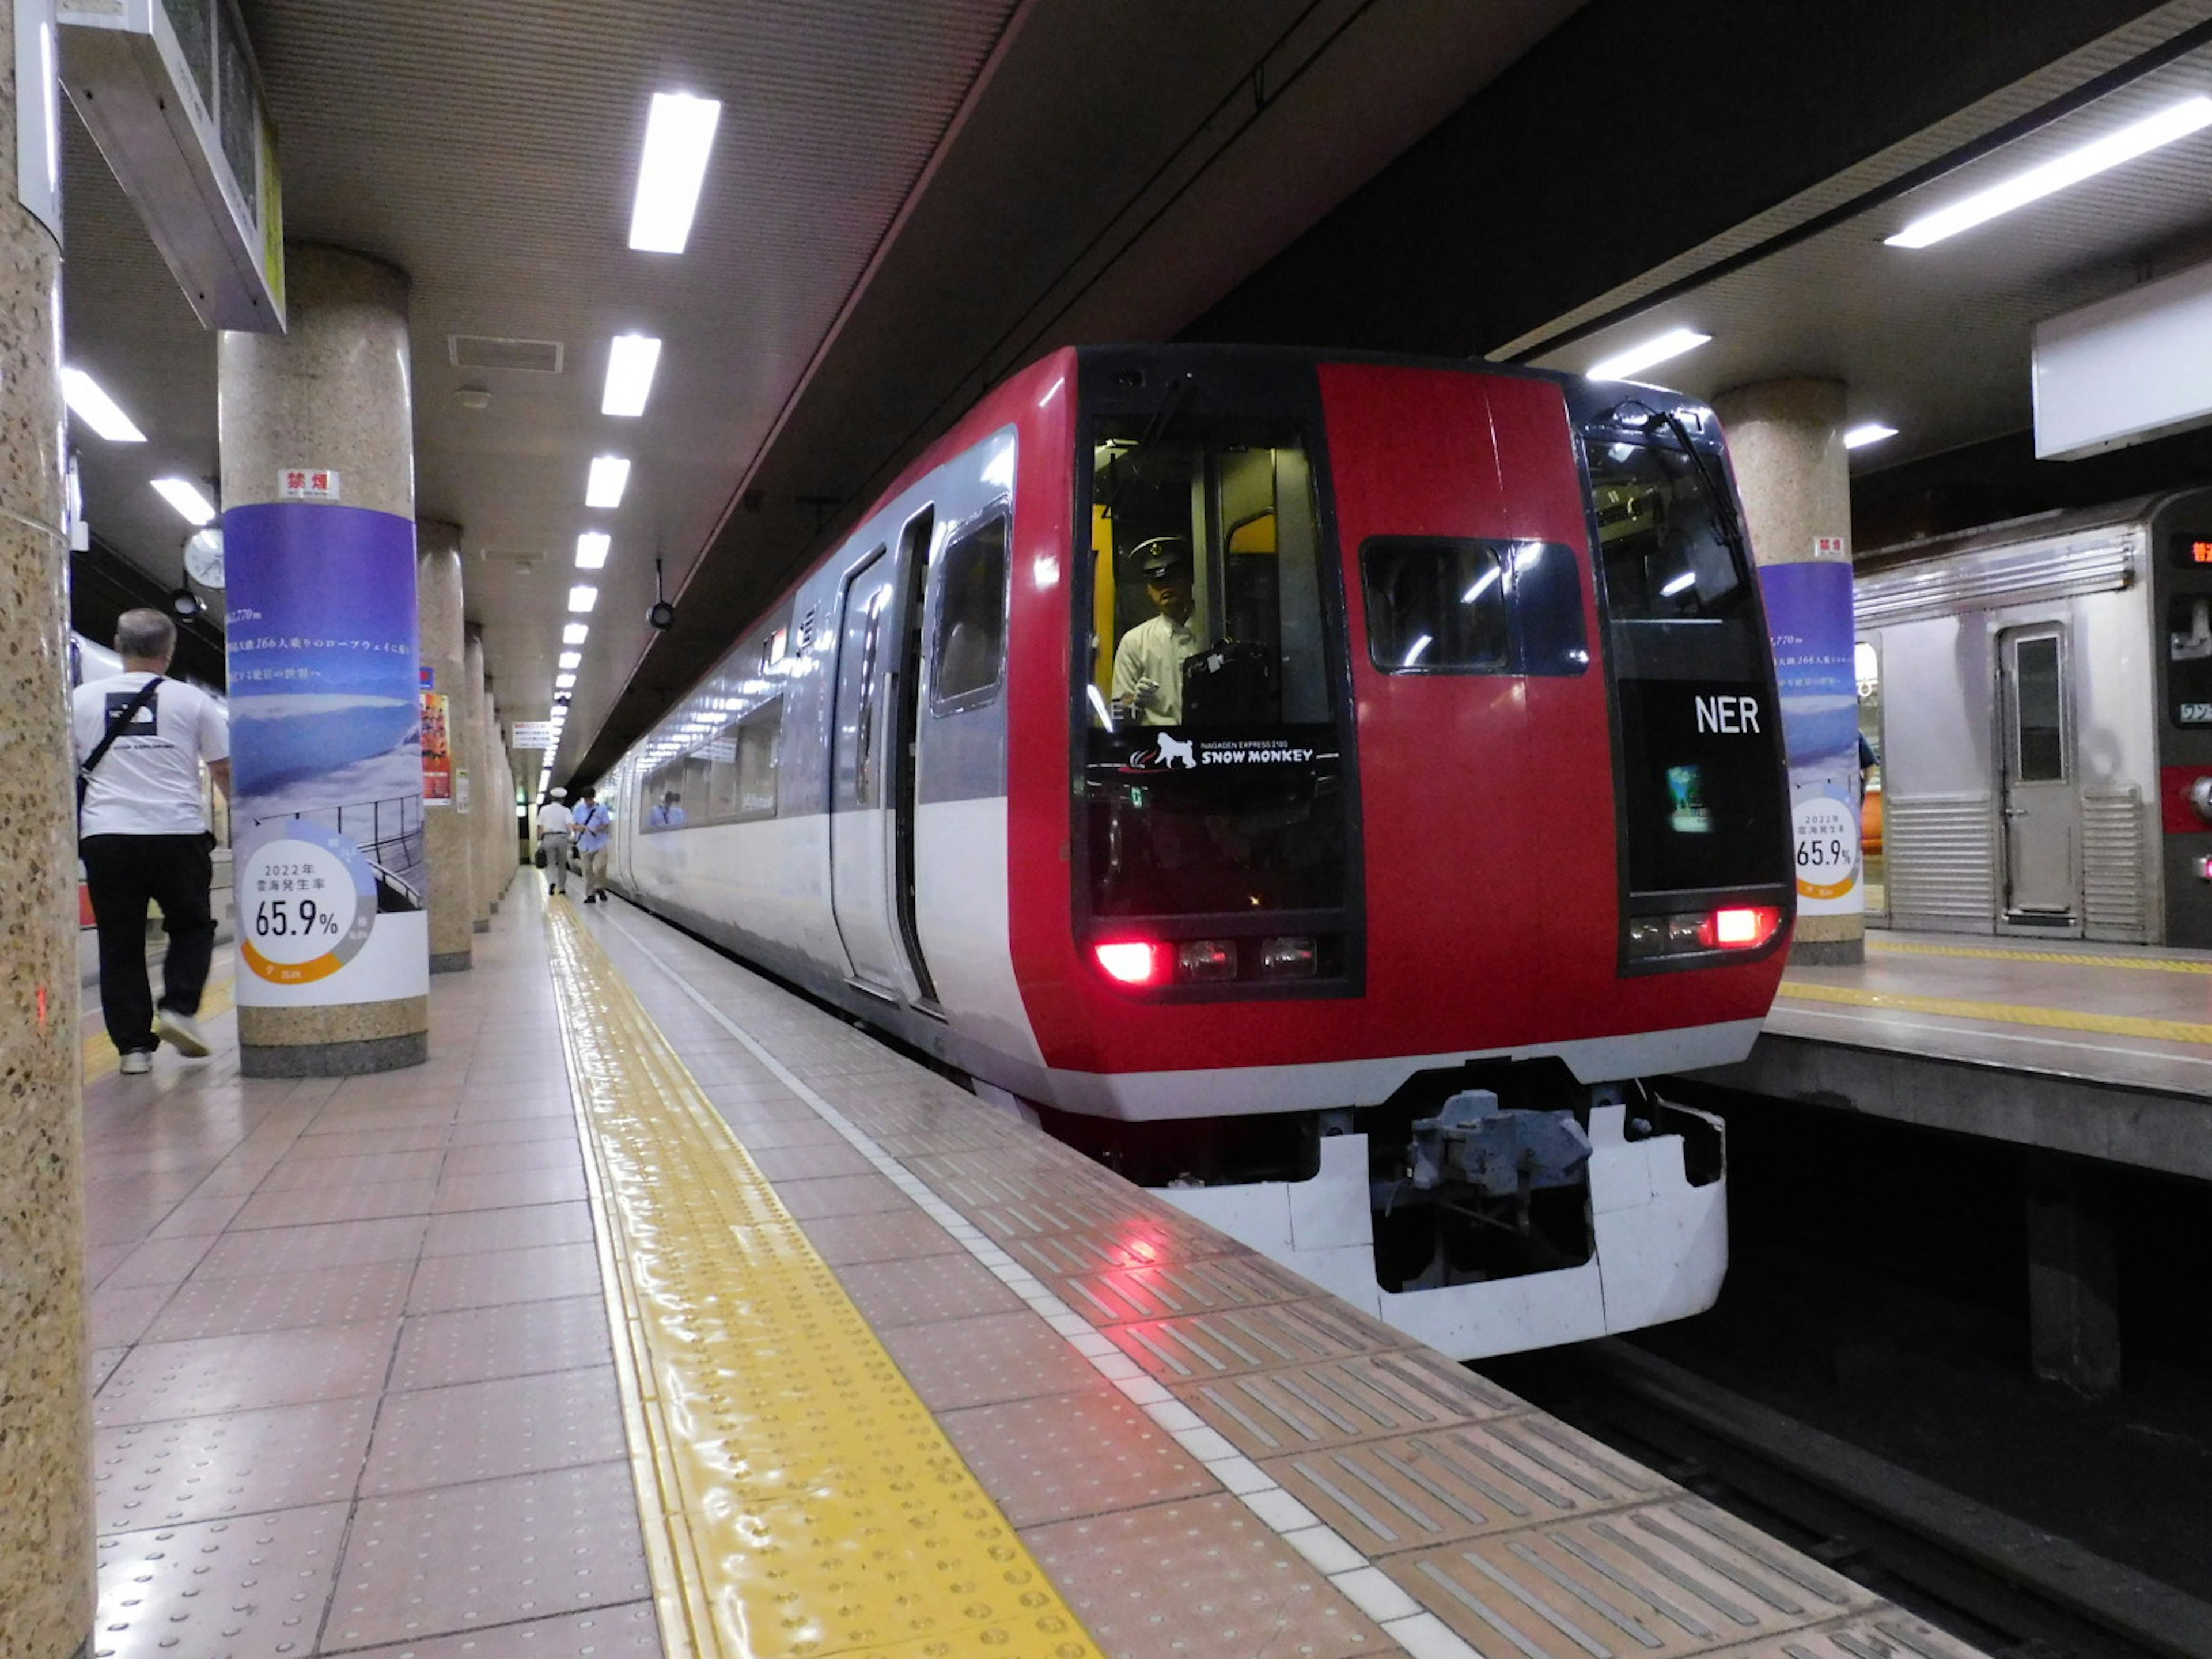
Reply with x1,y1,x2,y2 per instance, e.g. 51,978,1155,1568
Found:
1111,537,1211,726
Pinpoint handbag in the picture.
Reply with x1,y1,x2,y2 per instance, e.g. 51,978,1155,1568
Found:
77,676,163,824
533,846,547,868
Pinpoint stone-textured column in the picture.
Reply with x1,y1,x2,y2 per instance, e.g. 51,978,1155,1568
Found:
483,679,509,911
2025,1152,2122,1397
417,521,474,971
462,628,492,931
1713,378,1865,966
1,13,94,1652
219,246,429,1073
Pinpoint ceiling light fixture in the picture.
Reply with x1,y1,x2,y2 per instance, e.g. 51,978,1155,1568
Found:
575,532,610,570
1585,328,1711,382
1887,96,2212,249
555,672,576,690
1843,422,1899,449
569,584,599,613
602,334,662,417
563,623,590,645
151,477,217,524
558,650,581,670
628,92,722,254
585,454,631,509
61,368,146,441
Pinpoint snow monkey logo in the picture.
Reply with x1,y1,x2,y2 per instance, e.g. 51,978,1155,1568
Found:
1155,734,1197,770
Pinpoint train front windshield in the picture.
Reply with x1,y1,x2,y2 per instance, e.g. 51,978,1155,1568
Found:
1077,412,1351,944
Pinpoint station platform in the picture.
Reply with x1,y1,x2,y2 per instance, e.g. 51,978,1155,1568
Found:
1694,931,2212,1180
82,885,1986,1659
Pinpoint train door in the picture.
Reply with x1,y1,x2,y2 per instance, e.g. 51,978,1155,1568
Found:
1997,623,2079,929
828,538,931,1001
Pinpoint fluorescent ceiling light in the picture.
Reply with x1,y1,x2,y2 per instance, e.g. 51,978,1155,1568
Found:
1843,422,1899,450
555,672,576,690
1586,328,1711,382
1887,97,2212,249
628,92,722,253
569,584,599,613
575,532,610,570
563,623,590,645
585,454,631,508
61,368,145,441
602,334,662,416
558,650,581,670
151,478,217,525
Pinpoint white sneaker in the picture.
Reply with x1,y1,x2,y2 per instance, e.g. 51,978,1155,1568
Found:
154,1007,211,1058
118,1050,153,1075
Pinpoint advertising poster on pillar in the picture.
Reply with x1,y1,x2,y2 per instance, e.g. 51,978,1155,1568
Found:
225,502,430,1006
1758,559,1864,918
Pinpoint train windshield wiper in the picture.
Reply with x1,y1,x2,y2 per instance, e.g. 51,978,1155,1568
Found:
1607,399,1752,570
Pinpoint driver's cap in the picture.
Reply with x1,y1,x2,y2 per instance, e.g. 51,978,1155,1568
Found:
1134,536,1192,581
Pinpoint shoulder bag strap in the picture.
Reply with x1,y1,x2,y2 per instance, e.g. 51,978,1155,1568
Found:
77,676,164,819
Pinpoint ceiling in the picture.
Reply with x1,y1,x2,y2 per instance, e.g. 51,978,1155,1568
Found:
59,0,1585,789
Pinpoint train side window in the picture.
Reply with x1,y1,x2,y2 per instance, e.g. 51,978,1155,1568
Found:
1361,537,1586,676
1586,438,1749,622
931,513,1008,711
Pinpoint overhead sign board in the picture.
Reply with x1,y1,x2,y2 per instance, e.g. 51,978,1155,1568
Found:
2034,257,2212,460
512,721,556,751
57,0,285,331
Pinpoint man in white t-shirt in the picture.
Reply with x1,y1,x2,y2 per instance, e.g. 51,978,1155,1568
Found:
536,787,575,897
73,609,231,1074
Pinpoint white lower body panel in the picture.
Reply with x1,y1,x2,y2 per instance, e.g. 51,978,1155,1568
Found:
1154,1103,1728,1361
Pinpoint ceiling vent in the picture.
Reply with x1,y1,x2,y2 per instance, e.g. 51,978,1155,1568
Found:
448,335,565,373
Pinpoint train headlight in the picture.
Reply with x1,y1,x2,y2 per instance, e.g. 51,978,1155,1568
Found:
1258,936,1317,979
1175,940,1238,983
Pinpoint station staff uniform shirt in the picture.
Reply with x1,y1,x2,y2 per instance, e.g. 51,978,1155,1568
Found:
573,801,612,851
72,672,228,834
536,800,574,837
1112,614,1212,726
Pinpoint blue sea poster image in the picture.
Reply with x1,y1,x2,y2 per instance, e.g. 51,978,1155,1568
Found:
225,502,430,1007
1758,559,1863,918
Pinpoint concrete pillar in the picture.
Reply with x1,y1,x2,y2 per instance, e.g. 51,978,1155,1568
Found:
462,627,492,931
2025,1152,2122,1397
0,13,94,1652
1713,378,1865,966
219,246,429,1073
417,521,473,971
483,679,508,911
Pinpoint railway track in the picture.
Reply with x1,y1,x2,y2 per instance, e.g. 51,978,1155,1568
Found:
1483,1340,2212,1659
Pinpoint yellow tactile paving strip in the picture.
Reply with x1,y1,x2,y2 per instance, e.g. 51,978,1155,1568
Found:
1866,938,2212,976
543,902,1102,1659
1775,979,2212,1047
81,974,235,1084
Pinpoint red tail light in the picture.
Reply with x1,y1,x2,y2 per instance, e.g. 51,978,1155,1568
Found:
1094,941,1163,985
1699,906,1782,950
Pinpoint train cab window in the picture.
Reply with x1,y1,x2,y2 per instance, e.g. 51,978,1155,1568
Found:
2168,596,2212,727
930,514,1007,710
1360,536,1586,675
1078,415,1350,934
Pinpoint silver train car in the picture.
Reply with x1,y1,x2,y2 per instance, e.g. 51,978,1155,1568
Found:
1855,489,2212,946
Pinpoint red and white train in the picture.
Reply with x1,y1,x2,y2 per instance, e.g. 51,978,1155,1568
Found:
600,344,1793,1358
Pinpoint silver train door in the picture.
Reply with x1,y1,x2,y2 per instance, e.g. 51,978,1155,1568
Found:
1997,623,2078,930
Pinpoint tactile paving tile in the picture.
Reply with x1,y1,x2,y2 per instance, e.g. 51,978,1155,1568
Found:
193,1214,428,1279
879,1309,1107,1411
1385,1497,1878,1659
1107,1299,1413,1384
834,1250,1027,1328
407,1238,603,1313
95,1320,402,1427
939,1383,1221,1526
93,1501,349,1659
745,1138,878,1181
342,1600,666,1657
797,1205,967,1266
1054,1253,1319,1325
95,1395,377,1533
1266,1415,1668,1555
1697,1611,1992,1659
326,1460,654,1649
142,1258,415,1342
1022,1493,1393,1659
363,1365,627,1494
391,1293,615,1391
1174,1350,1521,1457
768,1169,911,1219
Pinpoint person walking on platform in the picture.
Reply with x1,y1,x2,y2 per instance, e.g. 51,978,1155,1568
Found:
537,787,575,897
573,786,612,904
73,608,230,1074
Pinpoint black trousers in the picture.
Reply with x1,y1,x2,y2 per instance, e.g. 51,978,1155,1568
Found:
81,832,216,1054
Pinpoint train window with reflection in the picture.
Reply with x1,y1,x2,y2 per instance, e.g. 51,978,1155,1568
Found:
1078,417,1348,922
930,514,1007,711
1588,437,1751,625
1360,536,1586,675
642,700,782,831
